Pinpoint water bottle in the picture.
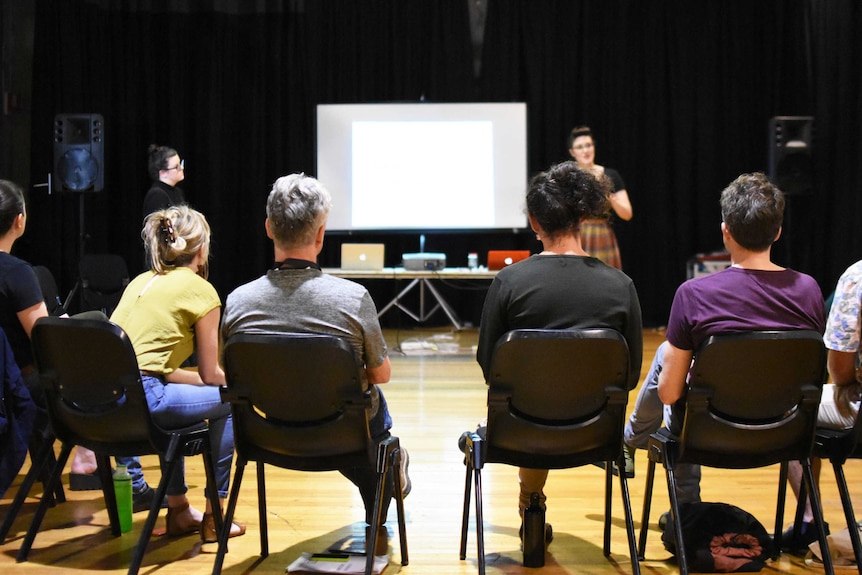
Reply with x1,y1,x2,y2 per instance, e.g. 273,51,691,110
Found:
113,464,133,533
523,492,545,567
467,252,478,270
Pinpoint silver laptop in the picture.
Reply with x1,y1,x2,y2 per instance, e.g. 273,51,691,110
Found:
340,243,385,271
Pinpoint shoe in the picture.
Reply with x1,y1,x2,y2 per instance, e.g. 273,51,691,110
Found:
658,511,669,530
365,524,389,556
781,521,829,554
591,444,635,478
69,471,102,491
200,512,246,544
132,484,168,513
398,448,412,498
165,502,200,537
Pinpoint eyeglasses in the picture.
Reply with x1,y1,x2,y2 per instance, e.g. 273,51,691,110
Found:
572,143,593,151
164,160,185,171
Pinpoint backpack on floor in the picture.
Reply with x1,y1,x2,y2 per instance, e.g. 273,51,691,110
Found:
662,502,774,572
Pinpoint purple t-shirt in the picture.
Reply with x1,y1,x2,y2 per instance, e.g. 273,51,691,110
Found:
666,267,826,352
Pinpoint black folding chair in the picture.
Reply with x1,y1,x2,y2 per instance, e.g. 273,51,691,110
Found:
459,328,640,575
638,330,833,575
213,332,408,575
17,317,224,575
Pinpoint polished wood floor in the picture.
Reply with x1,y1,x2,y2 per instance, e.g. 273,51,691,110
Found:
1,327,859,574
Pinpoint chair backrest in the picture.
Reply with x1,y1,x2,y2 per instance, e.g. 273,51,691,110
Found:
78,254,130,315
30,316,155,456
678,330,827,467
222,332,373,471
32,265,65,316
484,328,630,469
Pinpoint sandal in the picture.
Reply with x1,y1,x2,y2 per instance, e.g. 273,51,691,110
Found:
165,502,200,537
200,512,246,544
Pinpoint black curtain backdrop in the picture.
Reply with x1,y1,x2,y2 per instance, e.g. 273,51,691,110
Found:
19,0,862,327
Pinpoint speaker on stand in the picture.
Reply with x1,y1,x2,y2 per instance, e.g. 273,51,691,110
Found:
768,116,813,269
51,113,104,311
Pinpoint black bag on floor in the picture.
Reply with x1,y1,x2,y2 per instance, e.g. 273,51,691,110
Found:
662,502,773,572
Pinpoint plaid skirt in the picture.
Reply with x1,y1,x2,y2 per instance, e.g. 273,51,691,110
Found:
580,220,622,270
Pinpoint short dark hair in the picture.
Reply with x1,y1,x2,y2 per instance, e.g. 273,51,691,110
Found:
147,144,179,180
526,161,610,241
720,172,785,252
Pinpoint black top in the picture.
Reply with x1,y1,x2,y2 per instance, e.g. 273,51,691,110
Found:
142,180,185,220
477,254,643,387
0,252,43,369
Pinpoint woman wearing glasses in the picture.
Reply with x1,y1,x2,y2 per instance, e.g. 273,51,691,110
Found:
143,144,186,220
566,126,632,270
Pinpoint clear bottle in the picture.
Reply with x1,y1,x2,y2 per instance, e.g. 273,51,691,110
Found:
467,252,478,270
522,492,545,567
113,464,133,533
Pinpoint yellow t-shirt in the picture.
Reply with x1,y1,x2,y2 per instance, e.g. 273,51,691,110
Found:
110,268,221,374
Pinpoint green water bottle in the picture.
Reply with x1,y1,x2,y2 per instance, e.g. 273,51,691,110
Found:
113,464,133,533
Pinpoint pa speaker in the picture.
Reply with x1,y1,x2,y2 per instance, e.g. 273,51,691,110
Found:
53,113,104,193
768,116,813,196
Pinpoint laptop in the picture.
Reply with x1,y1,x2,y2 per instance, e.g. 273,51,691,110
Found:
487,250,531,271
340,243,386,271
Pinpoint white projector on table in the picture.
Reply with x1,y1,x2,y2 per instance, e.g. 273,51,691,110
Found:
402,252,447,271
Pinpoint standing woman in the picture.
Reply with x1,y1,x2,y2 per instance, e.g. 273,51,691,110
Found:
567,126,633,270
0,179,100,488
110,205,244,542
142,144,186,220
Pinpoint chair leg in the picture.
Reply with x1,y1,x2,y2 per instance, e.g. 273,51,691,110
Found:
392,447,409,566
212,457,247,575
366,454,389,575
257,460,268,557
832,461,862,573
474,466,486,575
127,455,178,575
617,465,642,575
459,461,473,559
0,428,59,542
603,463,612,555
775,461,790,559
802,460,835,575
665,465,689,575
637,456,656,560
16,442,73,562
200,440,224,543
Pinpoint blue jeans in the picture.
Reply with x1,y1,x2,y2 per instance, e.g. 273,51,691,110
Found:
623,341,701,505
141,374,234,499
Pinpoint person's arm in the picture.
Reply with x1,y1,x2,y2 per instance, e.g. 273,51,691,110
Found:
194,306,225,385
609,189,633,221
829,349,860,418
367,356,391,385
17,301,49,337
656,342,693,404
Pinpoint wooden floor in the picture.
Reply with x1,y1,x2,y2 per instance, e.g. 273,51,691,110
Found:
0,327,858,574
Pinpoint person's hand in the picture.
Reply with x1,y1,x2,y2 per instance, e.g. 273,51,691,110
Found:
833,381,862,419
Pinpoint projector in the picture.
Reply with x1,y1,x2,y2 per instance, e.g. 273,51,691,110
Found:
402,252,447,271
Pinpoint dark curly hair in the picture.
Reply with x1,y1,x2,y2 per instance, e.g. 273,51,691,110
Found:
526,161,611,240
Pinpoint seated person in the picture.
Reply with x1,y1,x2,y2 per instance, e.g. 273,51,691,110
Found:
783,259,862,551
220,173,410,554
473,160,644,544
623,172,825,525
110,205,244,543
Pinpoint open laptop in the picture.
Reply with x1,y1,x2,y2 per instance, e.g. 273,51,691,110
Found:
340,243,385,271
487,250,531,271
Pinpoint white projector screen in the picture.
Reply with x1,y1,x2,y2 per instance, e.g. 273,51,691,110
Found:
316,102,528,232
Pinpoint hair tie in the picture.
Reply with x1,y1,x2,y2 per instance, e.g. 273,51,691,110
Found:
159,217,177,244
